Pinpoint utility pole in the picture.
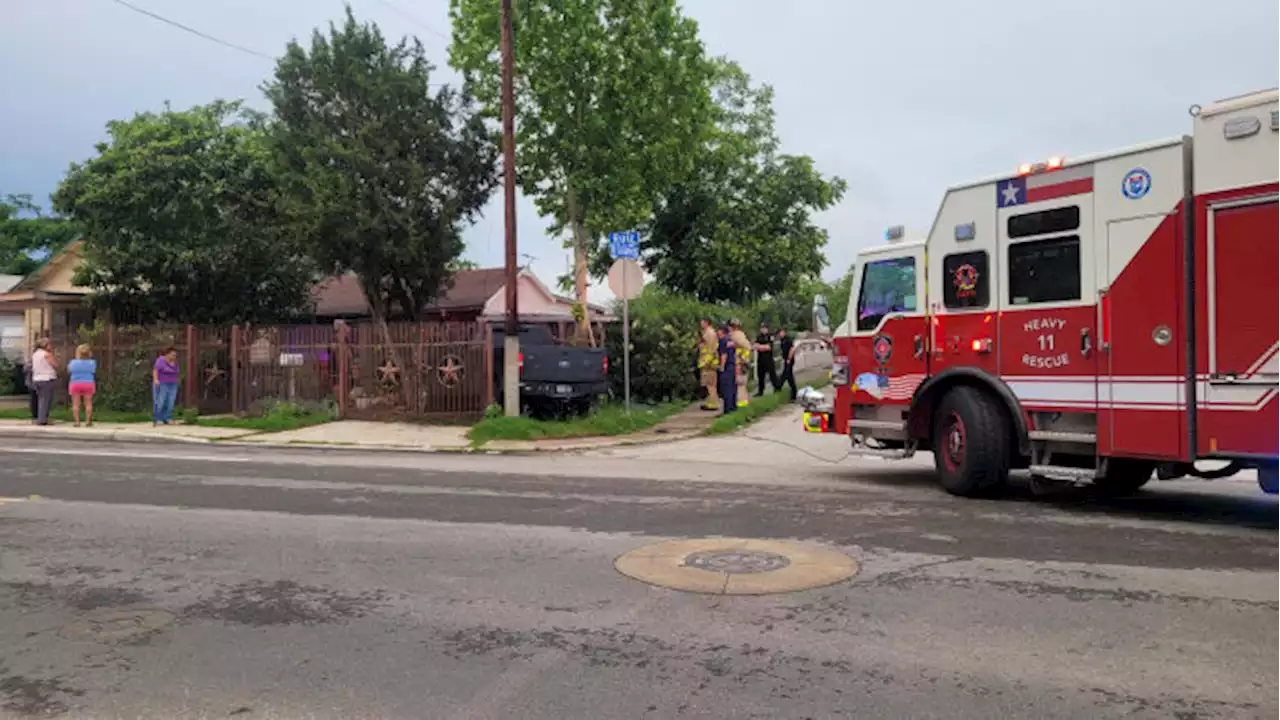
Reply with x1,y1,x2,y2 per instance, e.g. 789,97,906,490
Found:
500,0,520,417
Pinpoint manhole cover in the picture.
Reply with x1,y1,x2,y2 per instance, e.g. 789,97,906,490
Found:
685,550,791,574
59,609,175,644
615,538,859,596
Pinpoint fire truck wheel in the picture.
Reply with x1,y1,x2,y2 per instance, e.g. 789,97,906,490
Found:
932,386,1011,497
1092,459,1156,496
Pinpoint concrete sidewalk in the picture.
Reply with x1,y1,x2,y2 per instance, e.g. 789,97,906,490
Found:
0,419,256,444
235,420,470,451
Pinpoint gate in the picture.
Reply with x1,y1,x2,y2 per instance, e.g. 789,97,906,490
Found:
342,322,490,421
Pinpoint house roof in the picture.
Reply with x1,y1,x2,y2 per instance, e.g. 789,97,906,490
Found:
311,267,516,317
0,275,22,294
11,238,87,294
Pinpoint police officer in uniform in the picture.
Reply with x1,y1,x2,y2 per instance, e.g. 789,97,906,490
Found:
776,327,798,400
716,324,737,413
696,317,719,410
729,319,751,408
754,322,779,396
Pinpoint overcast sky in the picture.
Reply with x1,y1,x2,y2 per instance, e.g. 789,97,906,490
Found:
3,0,1277,302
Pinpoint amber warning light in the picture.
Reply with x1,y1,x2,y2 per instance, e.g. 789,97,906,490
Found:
971,338,994,353
1018,156,1066,175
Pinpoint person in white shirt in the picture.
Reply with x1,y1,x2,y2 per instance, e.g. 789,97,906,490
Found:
30,338,57,426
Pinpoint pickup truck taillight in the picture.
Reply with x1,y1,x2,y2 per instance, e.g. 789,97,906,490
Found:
517,352,524,373
831,356,849,386
601,356,608,373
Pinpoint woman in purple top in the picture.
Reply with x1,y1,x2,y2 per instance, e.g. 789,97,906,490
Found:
152,346,180,425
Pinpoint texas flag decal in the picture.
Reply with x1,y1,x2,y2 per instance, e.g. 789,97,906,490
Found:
997,164,1094,208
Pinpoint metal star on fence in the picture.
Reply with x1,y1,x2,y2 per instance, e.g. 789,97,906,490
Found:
377,359,401,384
436,356,465,387
204,364,226,386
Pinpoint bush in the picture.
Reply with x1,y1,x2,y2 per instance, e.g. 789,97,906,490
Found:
250,398,339,421
0,357,20,396
93,344,155,413
602,288,759,405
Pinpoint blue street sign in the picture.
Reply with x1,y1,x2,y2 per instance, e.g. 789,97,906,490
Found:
609,230,640,260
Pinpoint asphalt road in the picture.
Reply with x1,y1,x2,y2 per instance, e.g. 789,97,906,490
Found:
0,437,1275,719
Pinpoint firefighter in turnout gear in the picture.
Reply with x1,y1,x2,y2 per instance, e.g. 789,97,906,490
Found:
729,319,751,408
696,317,719,410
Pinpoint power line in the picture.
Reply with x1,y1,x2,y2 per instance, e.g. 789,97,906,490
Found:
106,0,274,60
371,0,449,40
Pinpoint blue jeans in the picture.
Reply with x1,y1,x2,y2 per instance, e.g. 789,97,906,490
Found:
153,382,178,423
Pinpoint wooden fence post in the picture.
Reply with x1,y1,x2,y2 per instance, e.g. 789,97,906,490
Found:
336,321,349,418
185,325,197,411
106,323,115,378
483,322,494,409
230,326,241,416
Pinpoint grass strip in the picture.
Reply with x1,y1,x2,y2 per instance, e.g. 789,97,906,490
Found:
468,401,686,446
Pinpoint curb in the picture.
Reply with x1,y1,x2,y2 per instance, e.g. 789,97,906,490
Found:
0,427,220,446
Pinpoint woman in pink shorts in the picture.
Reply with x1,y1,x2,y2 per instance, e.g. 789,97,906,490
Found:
67,344,98,427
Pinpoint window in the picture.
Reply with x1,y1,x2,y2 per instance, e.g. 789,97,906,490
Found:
1008,236,1081,305
943,251,989,309
856,257,917,331
1008,205,1080,239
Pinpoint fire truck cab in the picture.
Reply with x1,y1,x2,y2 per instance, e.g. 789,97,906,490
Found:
806,88,1279,497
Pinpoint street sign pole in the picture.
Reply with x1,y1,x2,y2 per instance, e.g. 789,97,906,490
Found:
606,236,644,414
623,279,631,412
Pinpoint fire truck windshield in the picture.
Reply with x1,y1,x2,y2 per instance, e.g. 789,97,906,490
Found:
856,256,917,331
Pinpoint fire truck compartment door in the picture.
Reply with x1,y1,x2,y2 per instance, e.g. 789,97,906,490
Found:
1207,196,1279,381
1102,212,1185,459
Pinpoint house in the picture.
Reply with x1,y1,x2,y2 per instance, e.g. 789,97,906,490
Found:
310,267,614,342
0,274,23,360
0,239,95,360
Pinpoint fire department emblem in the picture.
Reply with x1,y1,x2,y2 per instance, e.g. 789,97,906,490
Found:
1122,168,1151,199
872,335,893,365
953,263,979,298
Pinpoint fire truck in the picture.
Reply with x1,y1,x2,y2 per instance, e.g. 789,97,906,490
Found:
803,88,1279,497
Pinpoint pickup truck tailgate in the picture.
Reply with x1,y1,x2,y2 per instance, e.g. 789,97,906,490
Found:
522,347,607,384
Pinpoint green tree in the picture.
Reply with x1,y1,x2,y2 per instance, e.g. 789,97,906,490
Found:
644,60,846,304
0,194,79,277
53,102,315,324
266,7,497,330
449,0,715,341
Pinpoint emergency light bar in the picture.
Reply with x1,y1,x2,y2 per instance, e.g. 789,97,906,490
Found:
1017,156,1066,176
885,225,905,242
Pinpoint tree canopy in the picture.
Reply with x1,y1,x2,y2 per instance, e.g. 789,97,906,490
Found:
642,60,846,305
449,0,715,338
53,101,316,324
0,194,79,277
266,7,497,325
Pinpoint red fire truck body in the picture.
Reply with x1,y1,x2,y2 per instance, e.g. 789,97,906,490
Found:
807,89,1279,496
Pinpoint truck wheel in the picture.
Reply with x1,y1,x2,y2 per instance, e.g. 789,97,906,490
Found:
1092,459,1155,496
933,386,1011,497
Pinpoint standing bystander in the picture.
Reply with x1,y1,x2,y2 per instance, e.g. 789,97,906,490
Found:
67,344,97,427
30,338,57,425
152,346,180,425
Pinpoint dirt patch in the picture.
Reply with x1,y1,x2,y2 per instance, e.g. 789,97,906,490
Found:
0,671,84,717
0,581,150,612
64,586,150,612
183,580,385,626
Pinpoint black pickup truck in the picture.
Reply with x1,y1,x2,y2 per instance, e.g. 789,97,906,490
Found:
492,325,609,416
